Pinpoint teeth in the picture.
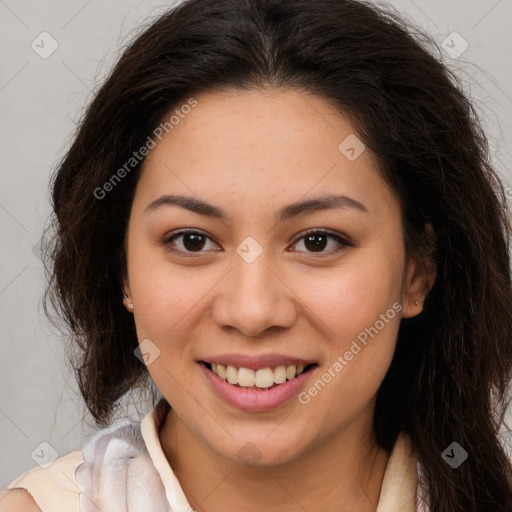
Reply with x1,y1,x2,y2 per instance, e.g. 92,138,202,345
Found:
216,364,227,380
273,365,287,384
208,362,309,389
286,365,296,380
226,365,238,384
238,367,255,387
255,368,274,388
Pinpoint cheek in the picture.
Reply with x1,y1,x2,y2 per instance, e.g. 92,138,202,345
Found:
295,250,404,412
300,254,403,344
127,238,206,335
127,251,223,392
296,255,403,420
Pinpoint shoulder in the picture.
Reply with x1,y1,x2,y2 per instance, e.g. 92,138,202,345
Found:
0,419,145,512
1,450,84,512
0,488,42,512
1,414,169,511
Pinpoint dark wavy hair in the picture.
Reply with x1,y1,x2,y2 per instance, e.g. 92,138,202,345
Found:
44,0,512,509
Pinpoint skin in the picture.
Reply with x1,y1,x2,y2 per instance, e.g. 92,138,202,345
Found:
122,87,436,512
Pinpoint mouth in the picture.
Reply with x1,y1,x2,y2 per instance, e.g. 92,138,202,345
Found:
199,361,318,391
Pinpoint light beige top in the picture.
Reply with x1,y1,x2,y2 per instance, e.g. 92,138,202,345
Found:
6,405,422,511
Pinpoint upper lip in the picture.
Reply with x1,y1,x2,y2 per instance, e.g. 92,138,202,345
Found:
199,353,317,370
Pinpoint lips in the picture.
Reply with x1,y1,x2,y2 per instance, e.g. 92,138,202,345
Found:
197,354,318,412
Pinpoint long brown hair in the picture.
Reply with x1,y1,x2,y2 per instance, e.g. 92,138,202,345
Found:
44,0,512,509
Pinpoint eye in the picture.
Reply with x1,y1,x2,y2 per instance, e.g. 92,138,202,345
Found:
162,229,219,256
289,229,351,256
162,228,351,257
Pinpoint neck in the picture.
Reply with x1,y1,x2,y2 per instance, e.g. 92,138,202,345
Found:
159,405,390,512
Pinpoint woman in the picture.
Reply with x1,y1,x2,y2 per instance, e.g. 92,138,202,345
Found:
2,0,512,510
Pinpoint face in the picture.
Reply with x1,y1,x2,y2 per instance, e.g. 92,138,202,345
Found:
123,87,429,467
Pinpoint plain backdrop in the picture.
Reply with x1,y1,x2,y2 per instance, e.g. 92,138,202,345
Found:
1,0,511,488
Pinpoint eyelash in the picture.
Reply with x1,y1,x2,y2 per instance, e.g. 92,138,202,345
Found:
161,228,352,258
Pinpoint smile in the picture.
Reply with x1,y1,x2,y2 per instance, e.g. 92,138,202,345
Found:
198,358,319,412
203,361,317,390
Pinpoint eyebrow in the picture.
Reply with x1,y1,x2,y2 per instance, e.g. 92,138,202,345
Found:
143,193,368,221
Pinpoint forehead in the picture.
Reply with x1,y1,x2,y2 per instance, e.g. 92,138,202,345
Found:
134,87,399,220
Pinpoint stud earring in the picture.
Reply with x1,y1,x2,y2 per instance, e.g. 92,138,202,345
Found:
414,300,421,306
123,293,134,313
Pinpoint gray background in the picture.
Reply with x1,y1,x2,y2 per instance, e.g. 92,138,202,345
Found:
1,0,511,488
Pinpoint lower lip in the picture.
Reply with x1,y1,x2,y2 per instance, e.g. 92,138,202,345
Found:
198,362,317,412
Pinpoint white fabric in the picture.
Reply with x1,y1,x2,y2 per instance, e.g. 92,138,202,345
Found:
75,419,170,512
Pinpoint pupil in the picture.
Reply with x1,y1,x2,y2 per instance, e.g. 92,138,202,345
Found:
184,234,205,251
305,234,327,252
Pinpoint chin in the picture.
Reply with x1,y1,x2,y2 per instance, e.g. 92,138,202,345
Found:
207,426,311,468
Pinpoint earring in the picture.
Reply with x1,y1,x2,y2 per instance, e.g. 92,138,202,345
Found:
414,300,421,306
123,293,134,313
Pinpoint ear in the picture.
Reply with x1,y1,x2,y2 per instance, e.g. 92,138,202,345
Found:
401,223,437,318
122,276,131,299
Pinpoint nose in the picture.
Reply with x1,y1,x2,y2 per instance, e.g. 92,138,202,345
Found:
210,249,298,337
